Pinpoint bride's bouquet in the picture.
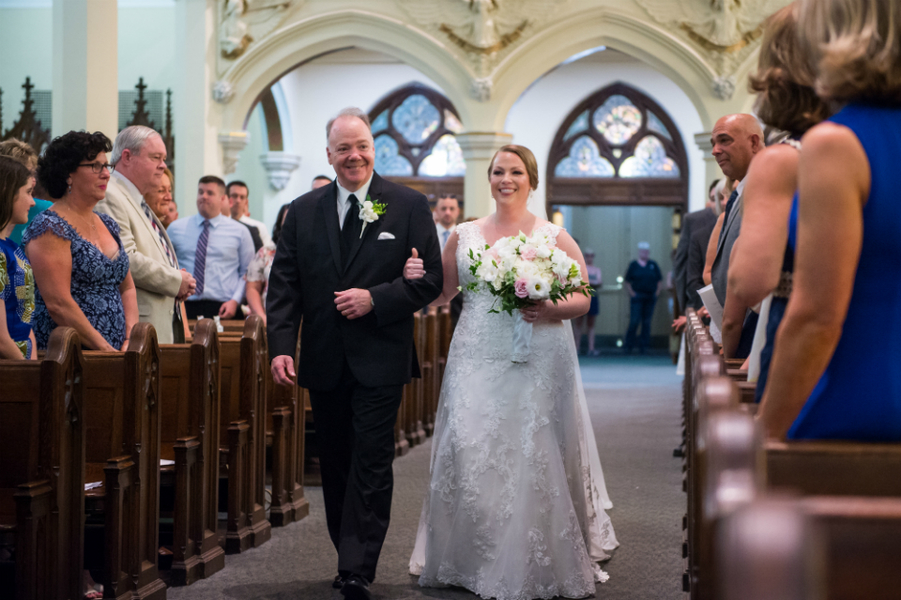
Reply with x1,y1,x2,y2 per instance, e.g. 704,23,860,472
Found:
463,231,592,362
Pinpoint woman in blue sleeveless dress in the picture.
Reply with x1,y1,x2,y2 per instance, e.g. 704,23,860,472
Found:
0,155,36,359
23,131,137,351
758,0,901,441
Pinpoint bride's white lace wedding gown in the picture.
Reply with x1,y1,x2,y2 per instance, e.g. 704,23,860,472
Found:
409,222,619,600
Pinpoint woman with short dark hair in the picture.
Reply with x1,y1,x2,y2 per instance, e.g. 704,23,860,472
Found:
23,131,138,351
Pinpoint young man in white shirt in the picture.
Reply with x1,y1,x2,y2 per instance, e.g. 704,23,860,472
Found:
227,180,272,246
434,194,459,253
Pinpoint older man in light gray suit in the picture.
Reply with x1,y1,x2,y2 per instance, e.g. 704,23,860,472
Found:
96,126,195,343
709,113,763,358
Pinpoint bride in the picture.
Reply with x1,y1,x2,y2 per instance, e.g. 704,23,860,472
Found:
407,145,618,599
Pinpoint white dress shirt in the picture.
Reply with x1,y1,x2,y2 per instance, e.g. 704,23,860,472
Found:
240,215,272,246
336,176,373,230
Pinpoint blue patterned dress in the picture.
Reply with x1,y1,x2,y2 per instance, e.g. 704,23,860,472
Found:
22,211,130,350
0,237,35,358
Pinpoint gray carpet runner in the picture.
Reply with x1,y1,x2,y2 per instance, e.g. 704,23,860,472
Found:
167,355,684,599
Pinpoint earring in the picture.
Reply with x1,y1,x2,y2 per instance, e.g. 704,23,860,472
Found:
67,184,72,194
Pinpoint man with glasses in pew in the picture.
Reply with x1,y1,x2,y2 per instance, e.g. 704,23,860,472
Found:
96,125,195,343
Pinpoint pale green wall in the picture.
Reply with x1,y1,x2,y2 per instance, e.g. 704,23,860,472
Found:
0,3,176,136
118,6,177,94
568,205,676,342
0,8,53,129
227,103,272,226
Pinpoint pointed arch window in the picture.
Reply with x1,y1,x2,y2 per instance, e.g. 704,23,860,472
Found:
368,85,466,178
547,83,688,209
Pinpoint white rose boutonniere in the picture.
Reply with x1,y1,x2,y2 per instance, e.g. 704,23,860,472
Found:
358,194,387,238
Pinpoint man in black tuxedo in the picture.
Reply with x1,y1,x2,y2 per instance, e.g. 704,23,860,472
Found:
267,108,442,600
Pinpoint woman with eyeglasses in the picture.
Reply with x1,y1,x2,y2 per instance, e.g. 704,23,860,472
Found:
23,131,137,351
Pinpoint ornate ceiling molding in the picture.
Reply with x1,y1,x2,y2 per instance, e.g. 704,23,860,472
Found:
397,0,573,78
633,0,790,79
219,0,299,67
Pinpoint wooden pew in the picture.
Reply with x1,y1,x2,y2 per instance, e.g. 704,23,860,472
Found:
217,316,271,553
81,323,166,600
431,306,452,437
396,321,411,457
157,319,225,584
702,405,901,600
715,498,822,600
0,327,84,600
407,312,426,448
422,310,440,439
267,332,309,527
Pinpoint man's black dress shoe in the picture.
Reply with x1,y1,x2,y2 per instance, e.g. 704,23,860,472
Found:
340,574,372,600
332,575,345,589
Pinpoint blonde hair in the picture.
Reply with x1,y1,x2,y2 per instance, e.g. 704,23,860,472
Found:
798,0,901,103
0,138,38,171
750,4,829,133
488,145,539,190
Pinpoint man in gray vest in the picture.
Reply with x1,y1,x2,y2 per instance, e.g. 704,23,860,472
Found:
709,113,763,357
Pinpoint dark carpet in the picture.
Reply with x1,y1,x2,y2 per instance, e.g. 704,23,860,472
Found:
167,355,684,600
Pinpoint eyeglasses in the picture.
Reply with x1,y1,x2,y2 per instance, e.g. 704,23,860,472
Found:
78,162,113,174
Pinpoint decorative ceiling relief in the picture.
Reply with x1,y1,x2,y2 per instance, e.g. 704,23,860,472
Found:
219,0,298,64
635,0,791,85
398,0,571,92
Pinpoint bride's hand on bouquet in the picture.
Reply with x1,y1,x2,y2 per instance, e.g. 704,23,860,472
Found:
520,301,548,323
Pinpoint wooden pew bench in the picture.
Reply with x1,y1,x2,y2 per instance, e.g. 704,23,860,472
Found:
703,408,901,600
81,323,166,600
157,319,225,584
267,332,309,527
216,316,270,553
0,327,84,600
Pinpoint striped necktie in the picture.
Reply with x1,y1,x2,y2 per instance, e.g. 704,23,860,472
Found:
718,190,739,246
141,200,175,267
194,220,211,296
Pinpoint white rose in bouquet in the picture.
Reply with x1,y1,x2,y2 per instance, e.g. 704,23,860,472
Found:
526,274,552,300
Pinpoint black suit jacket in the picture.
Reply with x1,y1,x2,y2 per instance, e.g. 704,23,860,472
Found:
267,173,443,390
685,221,716,311
674,207,717,313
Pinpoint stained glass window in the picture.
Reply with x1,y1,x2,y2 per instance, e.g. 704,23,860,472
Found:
593,95,642,145
392,94,441,144
563,110,589,142
554,136,615,177
368,86,466,178
548,84,686,207
371,111,388,134
374,135,413,176
419,134,466,176
646,111,672,142
620,136,680,178
444,109,463,134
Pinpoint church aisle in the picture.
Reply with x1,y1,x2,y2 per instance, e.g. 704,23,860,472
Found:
167,355,684,600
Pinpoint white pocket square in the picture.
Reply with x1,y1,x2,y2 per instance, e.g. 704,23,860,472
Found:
377,232,396,240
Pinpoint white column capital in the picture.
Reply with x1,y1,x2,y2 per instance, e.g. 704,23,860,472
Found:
456,131,512,219
694,132,713,155
455,132,514,161
219,131,249,174
259,151,301,190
